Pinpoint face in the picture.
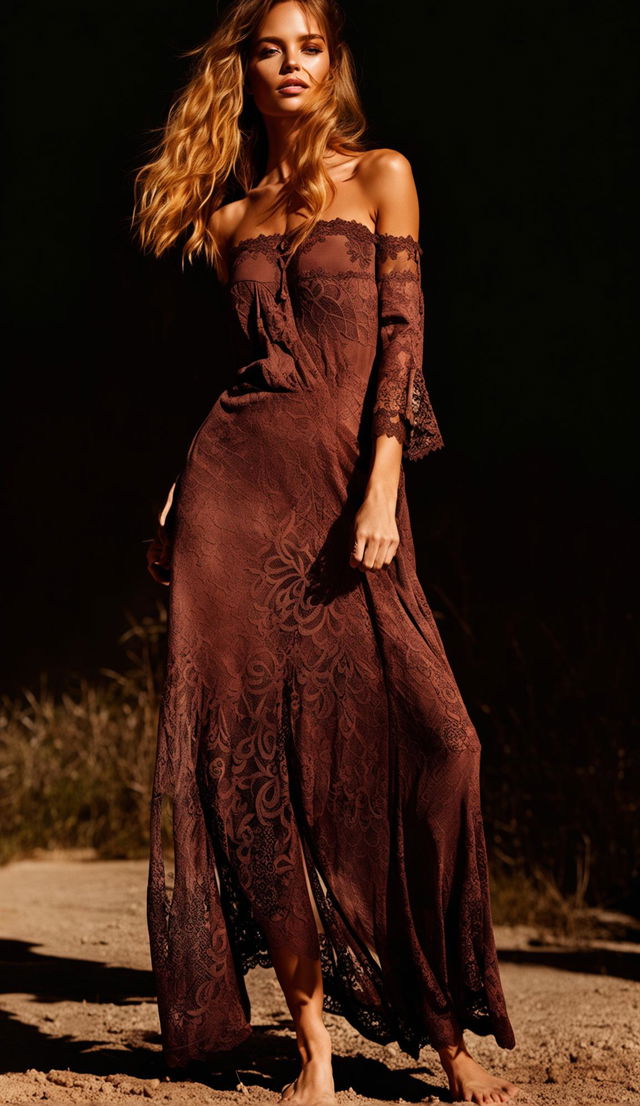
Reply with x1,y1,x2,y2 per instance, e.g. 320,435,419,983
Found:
246,1,331,117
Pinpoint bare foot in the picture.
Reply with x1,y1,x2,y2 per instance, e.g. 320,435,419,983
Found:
437,1034,520,1104
278,1026,336,1105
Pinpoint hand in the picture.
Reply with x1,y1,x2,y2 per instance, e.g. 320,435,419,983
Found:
145,480,177,586
145,525,172,586
349,482,400,572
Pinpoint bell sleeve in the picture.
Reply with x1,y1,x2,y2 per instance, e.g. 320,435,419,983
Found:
372,232,444,461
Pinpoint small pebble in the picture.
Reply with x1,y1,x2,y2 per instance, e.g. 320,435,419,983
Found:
545,1062,561,1084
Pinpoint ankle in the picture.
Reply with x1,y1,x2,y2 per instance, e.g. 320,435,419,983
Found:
437,1031,470,1063
295,1019,332,1063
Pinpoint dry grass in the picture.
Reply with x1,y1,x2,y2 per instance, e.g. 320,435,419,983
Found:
0,606,167,865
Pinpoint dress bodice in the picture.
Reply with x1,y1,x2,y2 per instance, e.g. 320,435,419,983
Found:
228,216,382,302
224,217,444,462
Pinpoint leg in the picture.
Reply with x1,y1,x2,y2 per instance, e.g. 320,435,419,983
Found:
271,840,336,1106
401,738,520,1103
270,945,335,1105
409,725,520,1103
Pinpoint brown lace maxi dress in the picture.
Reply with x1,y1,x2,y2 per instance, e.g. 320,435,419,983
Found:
147,216,516,1069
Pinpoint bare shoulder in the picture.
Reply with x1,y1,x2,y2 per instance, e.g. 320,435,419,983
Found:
356,147,420,235
357,147,416,194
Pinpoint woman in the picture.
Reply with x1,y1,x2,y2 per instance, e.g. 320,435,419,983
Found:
134,1,520,1103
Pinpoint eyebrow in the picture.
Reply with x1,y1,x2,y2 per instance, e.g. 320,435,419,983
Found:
254,33,326,45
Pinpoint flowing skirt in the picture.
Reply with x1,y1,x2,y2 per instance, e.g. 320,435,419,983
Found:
147,392,516,1068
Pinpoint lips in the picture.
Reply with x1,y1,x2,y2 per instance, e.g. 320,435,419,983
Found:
277,79,308,91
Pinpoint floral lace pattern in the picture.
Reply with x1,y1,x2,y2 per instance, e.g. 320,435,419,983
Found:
147,217,516,1070
373,235,445,460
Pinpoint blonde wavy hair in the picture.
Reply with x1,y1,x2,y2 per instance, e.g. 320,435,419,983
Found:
132,0,369,277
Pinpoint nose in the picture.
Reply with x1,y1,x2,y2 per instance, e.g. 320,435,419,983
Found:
281,54,301,72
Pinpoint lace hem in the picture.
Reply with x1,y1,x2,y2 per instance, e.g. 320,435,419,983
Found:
185,678,512,1061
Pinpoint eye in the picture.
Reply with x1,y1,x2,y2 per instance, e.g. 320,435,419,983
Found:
304,46,322,54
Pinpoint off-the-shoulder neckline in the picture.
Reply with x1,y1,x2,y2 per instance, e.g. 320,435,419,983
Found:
228,215,422,259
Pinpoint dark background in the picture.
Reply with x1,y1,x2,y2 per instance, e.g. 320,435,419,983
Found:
1,2,637,906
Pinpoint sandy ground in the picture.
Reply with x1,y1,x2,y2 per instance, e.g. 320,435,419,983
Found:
0,857,639,1106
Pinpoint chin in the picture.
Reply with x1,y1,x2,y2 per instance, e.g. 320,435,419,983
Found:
270,100,308,115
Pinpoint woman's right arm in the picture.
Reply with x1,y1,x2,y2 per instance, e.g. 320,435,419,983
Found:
146,479,177,586
158,480,176,527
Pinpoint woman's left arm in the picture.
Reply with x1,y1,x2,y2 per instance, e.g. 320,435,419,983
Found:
350,150,443,573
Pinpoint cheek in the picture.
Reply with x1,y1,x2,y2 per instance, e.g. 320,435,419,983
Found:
247,61,277,97
309,57,330,82
247,72,263,97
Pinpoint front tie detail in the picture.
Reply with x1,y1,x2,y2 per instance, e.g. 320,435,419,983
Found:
276,238,291,302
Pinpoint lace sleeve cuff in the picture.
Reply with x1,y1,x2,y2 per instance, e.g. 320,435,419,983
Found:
373,233,444,461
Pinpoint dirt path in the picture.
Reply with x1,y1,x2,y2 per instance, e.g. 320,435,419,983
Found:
0,856,638,1106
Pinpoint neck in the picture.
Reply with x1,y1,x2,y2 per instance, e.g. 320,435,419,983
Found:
262,115,303,180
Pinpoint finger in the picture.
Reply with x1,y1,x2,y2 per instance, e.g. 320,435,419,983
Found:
147,535,171,567
146,547,165,571
148,561,171,586
349,530,366,568
382,539,399,566
362,536,381,570
373,539,392,570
